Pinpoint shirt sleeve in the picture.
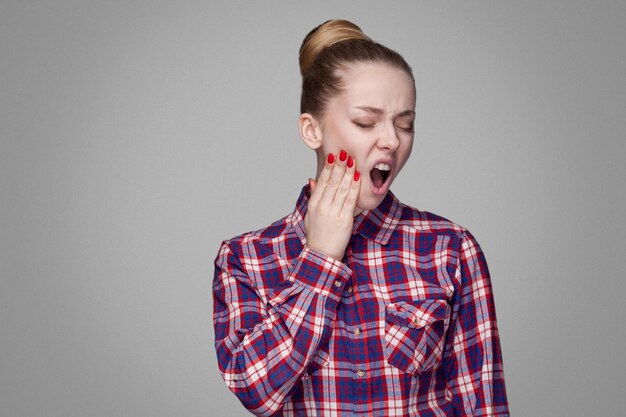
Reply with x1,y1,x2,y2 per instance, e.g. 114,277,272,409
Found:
212,240,352,417
443,230,510,416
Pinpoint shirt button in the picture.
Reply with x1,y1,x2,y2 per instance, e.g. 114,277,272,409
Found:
357,369,365,377
232,376,238,381
334,280,342,287
347,286,354,294
353,328,361,336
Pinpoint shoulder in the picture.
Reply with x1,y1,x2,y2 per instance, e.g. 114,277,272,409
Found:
218,211,297,256
396,203,492,288
395,200,487,252
396,201,468,238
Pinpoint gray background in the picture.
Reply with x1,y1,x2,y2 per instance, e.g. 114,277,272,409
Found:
1,1,625,416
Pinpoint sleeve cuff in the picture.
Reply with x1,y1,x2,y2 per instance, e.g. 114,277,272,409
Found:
286,246,353,300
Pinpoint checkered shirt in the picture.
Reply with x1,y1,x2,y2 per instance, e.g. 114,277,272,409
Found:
213,184,509,416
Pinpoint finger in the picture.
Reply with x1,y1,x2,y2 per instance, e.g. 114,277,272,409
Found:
319,150,347,207
308,178,316,193
308,153,335,206
340,170,361,217
330,155,356,211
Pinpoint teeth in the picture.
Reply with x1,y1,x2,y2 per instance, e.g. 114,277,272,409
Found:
374,163,391,171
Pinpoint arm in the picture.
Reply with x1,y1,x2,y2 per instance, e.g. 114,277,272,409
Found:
443,230,510,416
213,240,351,416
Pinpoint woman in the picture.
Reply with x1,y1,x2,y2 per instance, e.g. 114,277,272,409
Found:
213,19,509,416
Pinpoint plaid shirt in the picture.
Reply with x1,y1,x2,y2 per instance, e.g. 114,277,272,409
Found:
213,184,509,416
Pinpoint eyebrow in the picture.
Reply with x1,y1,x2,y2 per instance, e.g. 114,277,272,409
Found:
354,106,415,117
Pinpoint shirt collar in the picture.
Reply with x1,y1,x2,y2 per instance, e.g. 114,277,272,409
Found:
291,183,403,246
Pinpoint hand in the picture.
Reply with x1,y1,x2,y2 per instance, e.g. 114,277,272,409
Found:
304,150,361,262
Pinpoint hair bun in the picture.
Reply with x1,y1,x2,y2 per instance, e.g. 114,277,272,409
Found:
299,19,371,76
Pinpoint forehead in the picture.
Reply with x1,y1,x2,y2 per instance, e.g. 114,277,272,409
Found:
336,62,416,111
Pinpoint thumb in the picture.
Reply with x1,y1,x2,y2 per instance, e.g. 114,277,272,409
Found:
308,178,317,193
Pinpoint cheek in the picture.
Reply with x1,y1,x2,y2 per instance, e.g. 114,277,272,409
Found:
322,124,353,152
405,141,414,160
324,127,366,158
392,139,414,176
400,137,414,160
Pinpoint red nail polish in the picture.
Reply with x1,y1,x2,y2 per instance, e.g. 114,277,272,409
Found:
354,171,360,181
347,157,354,168
339,150,347,162
327,153,335,164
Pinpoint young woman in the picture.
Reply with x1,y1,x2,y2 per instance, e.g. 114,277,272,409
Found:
213,19,509,416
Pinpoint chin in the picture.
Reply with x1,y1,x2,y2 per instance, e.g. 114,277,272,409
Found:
357,193,386,212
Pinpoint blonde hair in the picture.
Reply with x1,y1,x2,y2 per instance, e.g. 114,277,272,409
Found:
299,19,371,76
298,19,414,116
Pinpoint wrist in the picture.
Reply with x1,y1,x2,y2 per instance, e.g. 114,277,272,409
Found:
304,244,344,262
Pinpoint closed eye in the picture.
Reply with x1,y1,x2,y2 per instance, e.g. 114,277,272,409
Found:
396,125,414,133
354,122,375,129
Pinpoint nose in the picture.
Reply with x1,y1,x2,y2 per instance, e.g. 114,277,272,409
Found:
376,122,400,151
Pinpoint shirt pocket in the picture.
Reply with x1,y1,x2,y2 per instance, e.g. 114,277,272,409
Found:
384,299,450,375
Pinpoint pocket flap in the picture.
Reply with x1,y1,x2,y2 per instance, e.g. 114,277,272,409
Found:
385,299,448,329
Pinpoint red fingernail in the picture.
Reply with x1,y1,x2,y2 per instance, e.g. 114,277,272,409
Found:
327,153,334,164
354,171,360,181
347,156,354,168
339,150,347,162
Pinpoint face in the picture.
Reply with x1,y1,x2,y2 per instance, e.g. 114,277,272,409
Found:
315,62,416,212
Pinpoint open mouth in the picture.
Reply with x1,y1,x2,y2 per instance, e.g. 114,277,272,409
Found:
370,163,392,189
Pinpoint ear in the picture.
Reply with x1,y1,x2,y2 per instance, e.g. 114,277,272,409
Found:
298,113,323,150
